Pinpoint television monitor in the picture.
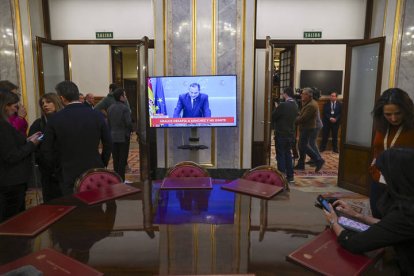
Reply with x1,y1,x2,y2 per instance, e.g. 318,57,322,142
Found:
147,75,237,128
300,70,343,95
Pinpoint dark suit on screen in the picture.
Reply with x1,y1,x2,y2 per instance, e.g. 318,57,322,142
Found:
173,93,211,118
41,103,112,195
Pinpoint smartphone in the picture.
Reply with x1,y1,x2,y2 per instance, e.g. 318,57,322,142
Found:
37,134,44,141
316,195,331,212
338,216,370,232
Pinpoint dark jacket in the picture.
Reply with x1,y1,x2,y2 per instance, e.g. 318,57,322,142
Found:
41,103,112,194
0,120,36,187
322,100,342,124
107,102,133,143
173,93,211,118
271,99,298,138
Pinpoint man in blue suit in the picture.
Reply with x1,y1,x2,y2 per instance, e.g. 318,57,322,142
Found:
173,83,211,118
41,81,112,195
320,92,342,153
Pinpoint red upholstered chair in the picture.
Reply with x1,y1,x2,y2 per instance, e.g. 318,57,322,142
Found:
166,161,209,178
242,165,289,191
74,168,123,192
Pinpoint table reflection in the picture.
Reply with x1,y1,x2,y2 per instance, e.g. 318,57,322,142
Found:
0,180,346,275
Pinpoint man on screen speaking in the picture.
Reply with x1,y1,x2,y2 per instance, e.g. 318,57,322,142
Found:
173,83,211,118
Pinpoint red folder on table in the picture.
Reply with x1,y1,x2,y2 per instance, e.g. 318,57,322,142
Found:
0,205,76,237
221,178,283,199
287,229,383,276
74,183,141,205
0,248,103,275
161,177,213,189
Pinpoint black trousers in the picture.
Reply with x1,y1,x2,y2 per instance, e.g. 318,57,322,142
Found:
0,183,26,222
321,122,340,150
112,141,130,181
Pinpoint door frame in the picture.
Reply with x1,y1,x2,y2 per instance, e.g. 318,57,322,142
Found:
36,36,70,96
254,39,357,168
338,37,385,195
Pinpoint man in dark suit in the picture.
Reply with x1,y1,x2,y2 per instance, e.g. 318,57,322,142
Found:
173,83,211,118
320,92,342,153
84,93,95,108
41,81,112,195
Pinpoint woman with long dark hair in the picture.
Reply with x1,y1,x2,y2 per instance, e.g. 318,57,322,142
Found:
369,88,414,218
323,148,414,275
0,91,42,221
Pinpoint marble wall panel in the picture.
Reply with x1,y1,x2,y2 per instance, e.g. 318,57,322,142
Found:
397,0,414,100
0,0,19,84
216,0,240,168
167,0,194,165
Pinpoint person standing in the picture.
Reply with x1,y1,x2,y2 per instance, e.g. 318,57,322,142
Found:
84,93,95,108
41,81,112,195
28,93,64,202
271,87,298,183
0,80,28,136
320,92,342,153
0,91,42,221
295,88,325,172
369,88,414,218
107,88,132,181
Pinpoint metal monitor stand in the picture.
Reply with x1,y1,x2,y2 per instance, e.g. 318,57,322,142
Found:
177,127,208,163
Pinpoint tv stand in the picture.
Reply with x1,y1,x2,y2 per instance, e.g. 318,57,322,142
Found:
177,128,208,163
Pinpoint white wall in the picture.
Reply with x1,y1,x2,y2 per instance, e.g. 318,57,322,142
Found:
295,44,346,94
257,0,366,39
49,0,154,40
69,45,110,96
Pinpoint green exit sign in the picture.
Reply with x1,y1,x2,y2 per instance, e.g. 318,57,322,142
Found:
303,31,322,39
96,32,113,39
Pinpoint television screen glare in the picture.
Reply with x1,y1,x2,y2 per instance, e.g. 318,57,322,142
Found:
147,75,237,128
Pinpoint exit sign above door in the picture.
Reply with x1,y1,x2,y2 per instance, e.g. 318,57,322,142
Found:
96,32,113,39
303,31,322,39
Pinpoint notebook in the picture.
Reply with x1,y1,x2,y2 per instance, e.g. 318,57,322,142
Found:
161,177,213,189
221,178,284,199
287,229,383,276
74,183,141,205
0,248,103,275
0,205,76,237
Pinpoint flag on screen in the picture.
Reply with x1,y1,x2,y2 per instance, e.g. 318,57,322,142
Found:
148,78,156,126
154,78,167,115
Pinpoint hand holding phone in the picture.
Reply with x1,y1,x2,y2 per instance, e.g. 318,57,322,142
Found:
316,195,331,212
37,133,44,141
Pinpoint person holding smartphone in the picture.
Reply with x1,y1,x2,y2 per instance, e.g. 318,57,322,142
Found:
0,91,42,222
323,148,414,275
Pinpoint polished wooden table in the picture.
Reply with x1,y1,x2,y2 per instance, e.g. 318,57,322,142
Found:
0,180,389,275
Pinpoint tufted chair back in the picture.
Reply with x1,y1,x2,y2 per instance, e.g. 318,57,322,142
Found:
167,161,209,178
74,168,123,192
242,165,288,190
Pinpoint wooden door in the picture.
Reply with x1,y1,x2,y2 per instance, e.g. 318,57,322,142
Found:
36,37,69,96
338,37,385,195
262,36,274,165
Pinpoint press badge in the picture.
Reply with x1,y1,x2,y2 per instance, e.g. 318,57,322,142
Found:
379,173,387,185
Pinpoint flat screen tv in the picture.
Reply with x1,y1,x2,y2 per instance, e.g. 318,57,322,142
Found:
147,75,237,128
300,70,343,95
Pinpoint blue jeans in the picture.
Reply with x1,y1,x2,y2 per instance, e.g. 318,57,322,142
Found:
298,128,321,165
275,136,294,179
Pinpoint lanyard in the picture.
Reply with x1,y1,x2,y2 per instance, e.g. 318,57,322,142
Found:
384,126,403,150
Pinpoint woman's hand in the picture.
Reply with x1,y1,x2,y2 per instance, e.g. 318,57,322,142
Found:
27,132,42,146
332,200,359,218
323,203,338,226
